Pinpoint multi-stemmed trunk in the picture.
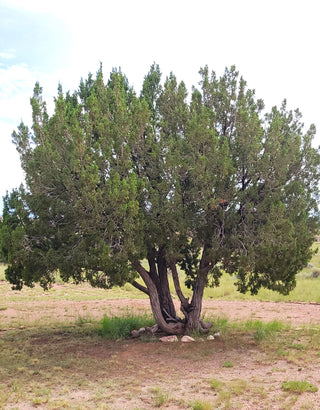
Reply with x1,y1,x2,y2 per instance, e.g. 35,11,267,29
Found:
132,246,212,335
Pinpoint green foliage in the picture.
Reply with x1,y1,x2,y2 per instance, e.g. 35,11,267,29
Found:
100,313,154,339
282,381,318,393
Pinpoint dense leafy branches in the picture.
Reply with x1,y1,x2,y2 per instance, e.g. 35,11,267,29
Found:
1,64,319,333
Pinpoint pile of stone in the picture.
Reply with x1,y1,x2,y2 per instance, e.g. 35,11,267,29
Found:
130,326,221,342
158,333,220,343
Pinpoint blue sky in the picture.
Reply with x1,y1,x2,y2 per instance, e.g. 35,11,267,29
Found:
1,0,319,214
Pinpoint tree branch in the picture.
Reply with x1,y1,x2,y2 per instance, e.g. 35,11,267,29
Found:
169,261,189,311
131,280,149,295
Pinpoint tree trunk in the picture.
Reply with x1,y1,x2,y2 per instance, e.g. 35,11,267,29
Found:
147,248,176,321
132,244,213,335
185,271,207,332
157,246,177,321
132,260,184,334
184,244,213,333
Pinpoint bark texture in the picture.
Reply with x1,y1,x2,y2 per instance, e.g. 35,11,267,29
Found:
132,245,213,335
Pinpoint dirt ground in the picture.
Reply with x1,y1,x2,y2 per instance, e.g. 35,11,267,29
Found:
1,296,320,409
2,297,320,328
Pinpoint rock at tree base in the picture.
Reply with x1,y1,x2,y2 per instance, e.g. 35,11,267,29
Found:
131,330,140,338
207,335,215,340
181,335,195,343
159,335,178,342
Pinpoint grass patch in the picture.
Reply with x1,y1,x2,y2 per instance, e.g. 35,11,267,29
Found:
289,343,305,350
210,378,224,391
244,320,286,342
209,316,229,334
150,387,168,407
192,400,212,410
100,313,154,339
282,381,318,393
222,361,234,368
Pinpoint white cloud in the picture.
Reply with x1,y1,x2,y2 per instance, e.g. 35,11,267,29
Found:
0,63,39,205
0,122,24,202
0,49,16,60
0,63,39,125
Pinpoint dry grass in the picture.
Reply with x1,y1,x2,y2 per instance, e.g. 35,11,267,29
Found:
1,250,320,408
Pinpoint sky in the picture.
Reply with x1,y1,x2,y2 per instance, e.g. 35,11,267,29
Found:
0,0,319,214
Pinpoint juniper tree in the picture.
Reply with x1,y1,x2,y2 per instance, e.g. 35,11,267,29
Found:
1,64,319,333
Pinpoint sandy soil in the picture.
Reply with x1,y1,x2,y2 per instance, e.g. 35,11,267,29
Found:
1,294,320,409
2,297,320,328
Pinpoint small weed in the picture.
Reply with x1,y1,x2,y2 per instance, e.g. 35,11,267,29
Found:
0,306,7,311
277,349,289,357
282,381,318,393
32,397,44,405
229,379,248,395
289,343,305,350
150,387,168,407
222,361,234,368
210,378,223,391
192,400,212,410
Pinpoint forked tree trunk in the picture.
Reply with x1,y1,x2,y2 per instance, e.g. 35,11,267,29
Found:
132,260,184,334
147,247,177,321
132,251,212,335
157,247,177,321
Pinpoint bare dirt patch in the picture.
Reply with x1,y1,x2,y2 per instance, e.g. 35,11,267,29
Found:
2,297,320,328
1,285,320,409
2,326,320,409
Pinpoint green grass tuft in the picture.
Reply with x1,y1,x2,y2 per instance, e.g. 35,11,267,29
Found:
192,400,212,410
244,320,286,342
150,387,168,407
210,378,223,391
282,381,318,393
100,313,154,339
222,361,234,368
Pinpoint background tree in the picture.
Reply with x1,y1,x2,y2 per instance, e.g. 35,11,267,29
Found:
1,64,319,334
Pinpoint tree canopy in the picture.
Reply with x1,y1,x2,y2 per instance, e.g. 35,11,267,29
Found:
1,64,319,333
